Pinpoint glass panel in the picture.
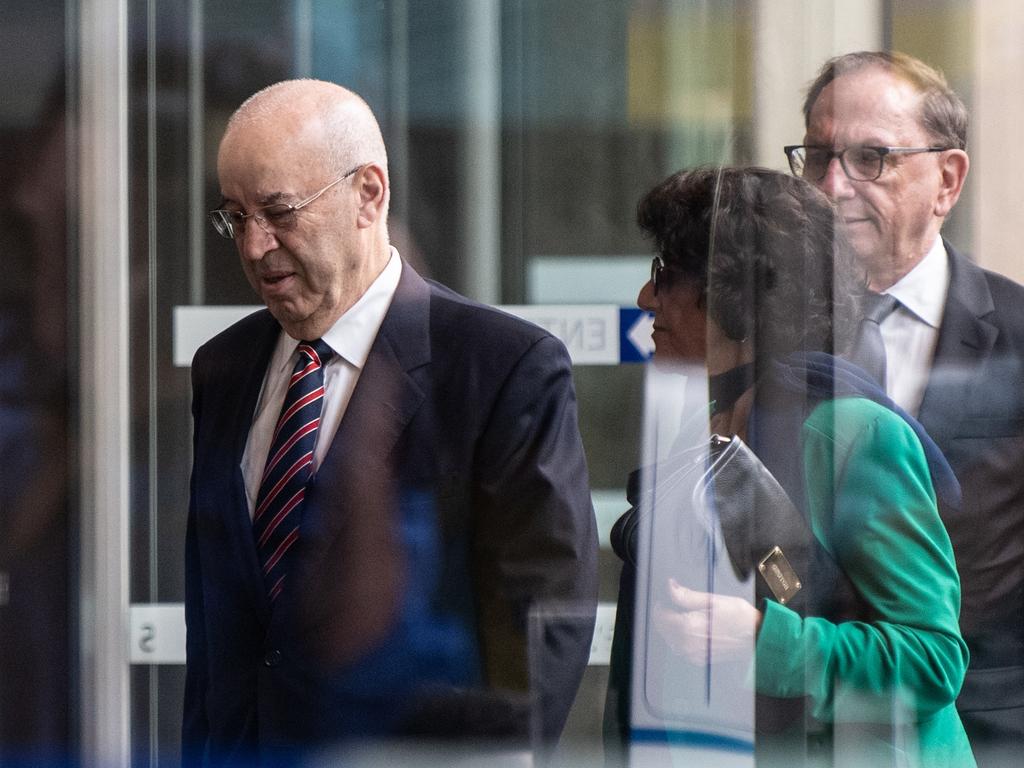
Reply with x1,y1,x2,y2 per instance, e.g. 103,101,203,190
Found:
125,3,294,763
0,1,75,764
115,0,1018,766
504,3,745,761
125,0,749,764
14,0,1024,764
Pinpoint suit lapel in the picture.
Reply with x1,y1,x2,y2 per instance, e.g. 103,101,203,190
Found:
916,242,998,448
288,262,432,599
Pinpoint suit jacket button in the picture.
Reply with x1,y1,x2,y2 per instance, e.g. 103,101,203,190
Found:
263,649,282,668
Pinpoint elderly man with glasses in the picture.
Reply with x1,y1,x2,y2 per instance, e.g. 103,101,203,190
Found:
184,79,598,766
788,50,1024,766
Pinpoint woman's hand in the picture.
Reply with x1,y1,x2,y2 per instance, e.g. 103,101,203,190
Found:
653,578,762,664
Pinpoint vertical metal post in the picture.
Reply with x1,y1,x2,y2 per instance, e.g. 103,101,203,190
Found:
78,0,132,764
462,0,502,303
294,0,313,77
388,0,410,224
188,0,206,304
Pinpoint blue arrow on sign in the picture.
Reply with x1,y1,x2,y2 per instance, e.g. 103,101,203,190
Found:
620,308,655,362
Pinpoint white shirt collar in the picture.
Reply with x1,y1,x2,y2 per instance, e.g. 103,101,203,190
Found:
273,247,403,372
884,237,949,329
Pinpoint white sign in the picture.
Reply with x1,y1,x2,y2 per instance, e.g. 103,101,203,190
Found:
501,305,620,365
527,255,650,305
173,304,653,367
125,600,615,667
173,306,258,367
129,603,186,664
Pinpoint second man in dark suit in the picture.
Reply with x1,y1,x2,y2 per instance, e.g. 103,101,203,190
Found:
787,50,1024,767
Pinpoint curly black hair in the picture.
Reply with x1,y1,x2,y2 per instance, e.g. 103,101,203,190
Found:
637,166,865,363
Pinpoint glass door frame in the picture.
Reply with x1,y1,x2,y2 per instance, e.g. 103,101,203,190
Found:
77,0,132,763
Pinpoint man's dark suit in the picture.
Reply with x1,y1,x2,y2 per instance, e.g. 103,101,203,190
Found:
915,242,1024,759
183,261,598,765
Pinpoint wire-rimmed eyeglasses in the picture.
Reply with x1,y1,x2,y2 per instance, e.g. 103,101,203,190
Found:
784,145,951,182
209,163,364,240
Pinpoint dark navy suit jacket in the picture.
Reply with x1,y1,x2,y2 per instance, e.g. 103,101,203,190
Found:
183,262,598,765
917,243,1024,755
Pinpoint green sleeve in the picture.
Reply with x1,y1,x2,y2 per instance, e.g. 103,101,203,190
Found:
755,397,968,723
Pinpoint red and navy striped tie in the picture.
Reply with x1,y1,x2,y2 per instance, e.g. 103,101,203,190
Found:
253,339,333,602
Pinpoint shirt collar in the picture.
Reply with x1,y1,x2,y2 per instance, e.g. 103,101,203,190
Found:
884,237,948,328
274,247,403,372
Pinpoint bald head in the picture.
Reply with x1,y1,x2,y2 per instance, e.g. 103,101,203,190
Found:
222,79,388,182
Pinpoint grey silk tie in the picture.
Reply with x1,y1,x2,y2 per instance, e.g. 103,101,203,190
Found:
849,293,900,387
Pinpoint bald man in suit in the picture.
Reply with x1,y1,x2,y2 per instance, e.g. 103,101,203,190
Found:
183,80,598,766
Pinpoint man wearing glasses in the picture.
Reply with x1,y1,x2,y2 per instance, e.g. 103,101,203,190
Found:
184,79,598,765
788,51,1024,765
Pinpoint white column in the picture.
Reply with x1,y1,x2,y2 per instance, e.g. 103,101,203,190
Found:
78,0,132,764
752,0,883,169
972,0,1024,283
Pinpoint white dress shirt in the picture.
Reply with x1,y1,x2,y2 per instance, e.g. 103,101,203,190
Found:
241,249,403,517
878,237,949,417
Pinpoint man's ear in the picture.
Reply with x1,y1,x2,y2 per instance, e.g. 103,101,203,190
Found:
935,149,969,218
355,163,388,229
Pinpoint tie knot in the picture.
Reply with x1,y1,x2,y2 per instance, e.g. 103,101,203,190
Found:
299,339,334,367
862,293,900,324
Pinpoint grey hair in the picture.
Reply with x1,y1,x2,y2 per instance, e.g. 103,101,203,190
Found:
803,51,968,151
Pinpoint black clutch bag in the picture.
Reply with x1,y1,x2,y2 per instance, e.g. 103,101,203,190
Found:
611,434,808,606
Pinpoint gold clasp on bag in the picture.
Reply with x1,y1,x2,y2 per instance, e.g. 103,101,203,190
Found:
758,546,802,605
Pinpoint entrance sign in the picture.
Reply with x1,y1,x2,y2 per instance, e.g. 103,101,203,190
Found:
174,305,655,367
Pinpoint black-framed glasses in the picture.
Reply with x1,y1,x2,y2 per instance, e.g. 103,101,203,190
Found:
784,145,951,182
209,163,364,240
651,255,679,296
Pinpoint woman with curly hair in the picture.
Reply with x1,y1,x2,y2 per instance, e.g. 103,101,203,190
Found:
606,167,973,766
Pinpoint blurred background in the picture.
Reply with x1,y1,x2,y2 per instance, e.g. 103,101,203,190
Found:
1,0,1020,764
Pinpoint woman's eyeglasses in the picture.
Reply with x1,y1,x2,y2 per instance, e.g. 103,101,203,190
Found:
651,255,676,295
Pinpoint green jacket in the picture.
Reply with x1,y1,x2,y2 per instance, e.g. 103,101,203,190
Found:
756,397,974,767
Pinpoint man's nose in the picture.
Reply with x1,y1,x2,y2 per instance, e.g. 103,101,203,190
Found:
238,219,278,261
816,157,855,201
